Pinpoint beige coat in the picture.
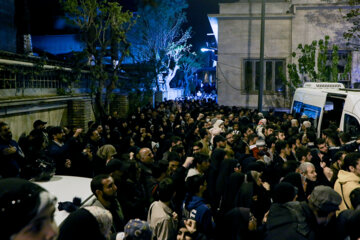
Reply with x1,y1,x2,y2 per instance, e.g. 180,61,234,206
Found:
147,201,178,240
334,170,360,215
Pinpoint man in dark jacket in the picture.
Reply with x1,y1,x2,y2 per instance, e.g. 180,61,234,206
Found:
0,122,25,178
47,126,82,175
265,185,342,240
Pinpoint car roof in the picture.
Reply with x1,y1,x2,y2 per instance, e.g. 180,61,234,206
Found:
33,175,94,225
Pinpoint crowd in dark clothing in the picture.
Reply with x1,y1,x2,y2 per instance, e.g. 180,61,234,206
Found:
2,99,360,240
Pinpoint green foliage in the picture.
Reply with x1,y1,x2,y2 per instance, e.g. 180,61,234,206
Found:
317,36,329,82
60,0,135,120
343,0,360,44
287,36,350,87
297,40,317,81
342,51,352,81
331,45,339,82
286,63,301,92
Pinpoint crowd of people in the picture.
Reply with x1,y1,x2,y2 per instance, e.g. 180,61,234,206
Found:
1,99,360,240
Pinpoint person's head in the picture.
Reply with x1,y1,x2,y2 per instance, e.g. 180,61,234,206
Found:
91,174,117,202
299,162,317,182
265,124,275,136
193,153,210,173
91,124,102,135
177,220,193,240
29,129,46,150
334,151,347,168
139,148,154,165
96,144,117,161
170,136,182,147
185,175,207,197
213,134,226,149
308,186,342,225
33,120,47,130
88,128,101,142
158,178,175,203
0,178,57,240
343,152,360,177
199,128,209,140
291,119,299,128
255,139,266,152
58,206,112,240
302,121,311,130
167,152,181,176
350,188,360,210
338,132,351,145
275,140,291,157
296,146,312,163
192,141,203,154
241,125,254,139
273,182,298,203
105,159,131,183
316,138,328,154
0,122,12,142
124,219,152,240
275,130,286,141
248,133,258,146
169,114,175,122
50,126,65,142
226,132,234,145
172,145,185,158
184,113,191,121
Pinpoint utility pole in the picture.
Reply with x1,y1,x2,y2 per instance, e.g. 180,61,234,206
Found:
258,0,265,112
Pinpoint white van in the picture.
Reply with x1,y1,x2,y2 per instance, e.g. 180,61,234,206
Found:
291,82,360,137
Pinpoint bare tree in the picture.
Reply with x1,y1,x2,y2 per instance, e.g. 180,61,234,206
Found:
128,0,191,92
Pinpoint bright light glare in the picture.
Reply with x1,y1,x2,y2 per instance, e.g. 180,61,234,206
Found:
201,48,215,52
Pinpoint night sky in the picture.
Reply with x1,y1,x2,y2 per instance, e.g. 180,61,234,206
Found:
29,0,237,52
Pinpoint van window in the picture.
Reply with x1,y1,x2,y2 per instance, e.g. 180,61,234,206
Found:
321,96,345,132
292,100,321,129
344,114,360,134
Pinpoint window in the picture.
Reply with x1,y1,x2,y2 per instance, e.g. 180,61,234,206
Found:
243,59,286,93
344,114,360,135
292,100,321,129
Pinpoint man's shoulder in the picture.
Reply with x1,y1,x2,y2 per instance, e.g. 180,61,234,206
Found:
87,198,106,209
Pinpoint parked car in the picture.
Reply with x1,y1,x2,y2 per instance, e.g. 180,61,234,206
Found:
33,175,94,225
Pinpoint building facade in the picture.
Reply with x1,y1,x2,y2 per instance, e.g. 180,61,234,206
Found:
209,0,360,109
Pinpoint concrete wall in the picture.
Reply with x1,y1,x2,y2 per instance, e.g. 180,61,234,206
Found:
0,96,94,141
216,2,292,108
292,4,353,52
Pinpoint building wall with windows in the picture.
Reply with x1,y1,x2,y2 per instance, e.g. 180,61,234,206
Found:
209,0,359,109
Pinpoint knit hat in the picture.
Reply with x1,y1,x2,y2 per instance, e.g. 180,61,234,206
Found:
309,185,342,213
124,219,152,240
0,178,56,239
